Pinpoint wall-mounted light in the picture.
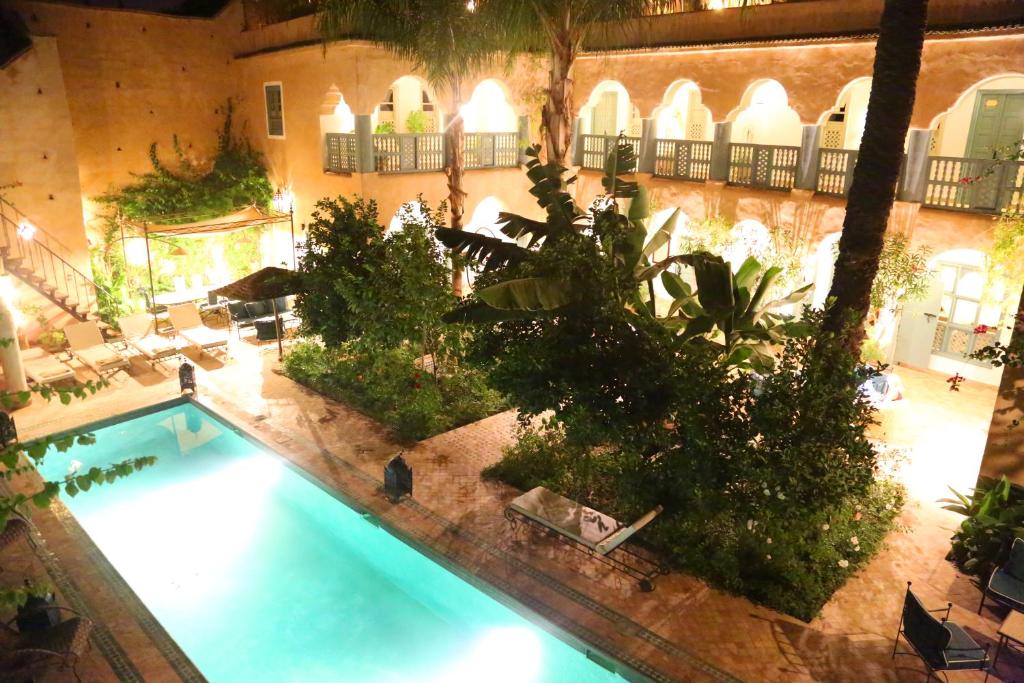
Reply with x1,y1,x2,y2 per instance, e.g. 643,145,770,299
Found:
16,220,36,241
272,189,294,214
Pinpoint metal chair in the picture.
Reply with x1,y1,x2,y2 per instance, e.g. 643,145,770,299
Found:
0,605,92,682
980,537,1024,614
893,581,990,681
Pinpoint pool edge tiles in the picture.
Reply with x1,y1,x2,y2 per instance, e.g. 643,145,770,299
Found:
33,399,650,683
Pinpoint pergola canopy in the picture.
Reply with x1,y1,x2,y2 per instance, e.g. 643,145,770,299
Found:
124,205,291,237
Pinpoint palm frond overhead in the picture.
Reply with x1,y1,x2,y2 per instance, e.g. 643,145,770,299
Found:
435,227,531,271
315,0,497,91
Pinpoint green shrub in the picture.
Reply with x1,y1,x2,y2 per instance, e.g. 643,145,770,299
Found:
283,341,505,442
488,420,905,621
405,110,430,134
944,476,1024,578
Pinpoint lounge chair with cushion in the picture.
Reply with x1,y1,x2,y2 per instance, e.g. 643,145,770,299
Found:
893,582,990,681
63,321,129,377
504,486,665,591
0,607,92,683
118,313,181,368
21,347,75,386
168,303,229,355
980,537,1024,614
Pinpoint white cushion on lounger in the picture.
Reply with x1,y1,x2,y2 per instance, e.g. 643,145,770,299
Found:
22,347,75,384
74,344,129,372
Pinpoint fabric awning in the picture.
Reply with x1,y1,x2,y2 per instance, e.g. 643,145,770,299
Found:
210,266,304,301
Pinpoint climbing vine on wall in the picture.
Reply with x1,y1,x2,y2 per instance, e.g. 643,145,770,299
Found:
97,101,273,222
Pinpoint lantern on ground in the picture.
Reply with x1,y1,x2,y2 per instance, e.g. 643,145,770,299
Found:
179,361,196,395
384,453,413,503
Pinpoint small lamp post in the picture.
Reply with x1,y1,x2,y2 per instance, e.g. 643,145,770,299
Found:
384,453,413,503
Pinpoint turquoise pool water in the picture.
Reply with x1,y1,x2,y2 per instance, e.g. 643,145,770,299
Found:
38,402,623,682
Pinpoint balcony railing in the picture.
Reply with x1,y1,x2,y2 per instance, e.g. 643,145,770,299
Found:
923,157,1024,214
580,134,641,171
465,132,519,169
324,133,358,174
728,143,800,191
373,133,446,174
654,139,713,182
816,149,858,197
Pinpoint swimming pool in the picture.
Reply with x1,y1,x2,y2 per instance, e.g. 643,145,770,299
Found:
38,401,625,682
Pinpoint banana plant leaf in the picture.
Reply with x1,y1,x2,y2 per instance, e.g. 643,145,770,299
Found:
475,276,571,311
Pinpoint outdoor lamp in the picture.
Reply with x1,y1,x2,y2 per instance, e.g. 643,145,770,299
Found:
179,361,196,395
272,189,294,214
16,220,36,241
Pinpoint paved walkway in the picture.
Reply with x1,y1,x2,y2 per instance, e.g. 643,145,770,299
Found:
3,339,1018,682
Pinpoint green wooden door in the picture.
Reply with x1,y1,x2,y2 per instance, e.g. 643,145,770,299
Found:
591,91,619,136
966,91,1024,158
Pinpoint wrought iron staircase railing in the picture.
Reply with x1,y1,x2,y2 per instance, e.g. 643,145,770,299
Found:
0,198,107,321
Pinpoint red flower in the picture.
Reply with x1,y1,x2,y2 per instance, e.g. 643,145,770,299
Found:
974,324,990,334
414,382,422,390
946,373,966,392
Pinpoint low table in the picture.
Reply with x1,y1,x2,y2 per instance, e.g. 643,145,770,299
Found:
994,610,1024,669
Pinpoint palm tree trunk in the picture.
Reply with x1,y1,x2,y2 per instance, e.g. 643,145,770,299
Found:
446,78,467,297
542,14,575,168
823,0,929,354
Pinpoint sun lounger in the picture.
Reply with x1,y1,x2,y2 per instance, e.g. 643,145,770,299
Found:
167,303,229,355
505,486,665,590
118,313,180,368
63,321,130,377
21,347,75,386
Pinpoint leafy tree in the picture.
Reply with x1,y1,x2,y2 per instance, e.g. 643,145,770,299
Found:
439,141,810,372
479,0,668,167
293,196,383,346
823,0,928,353
315,0,498,295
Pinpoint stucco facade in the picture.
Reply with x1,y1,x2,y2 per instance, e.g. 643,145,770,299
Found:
0,0,1022,444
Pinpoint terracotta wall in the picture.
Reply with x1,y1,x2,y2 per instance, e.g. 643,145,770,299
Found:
575,32,1024,130
1,0,1021,271
590,0,1024,51
6,0,245,240
0,37,87,267
232,42,546,225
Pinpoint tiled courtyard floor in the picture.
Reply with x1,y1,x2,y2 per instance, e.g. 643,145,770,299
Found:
3,337,1018,682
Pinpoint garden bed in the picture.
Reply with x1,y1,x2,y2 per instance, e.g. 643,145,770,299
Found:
283,340,507,443
484,427,906,621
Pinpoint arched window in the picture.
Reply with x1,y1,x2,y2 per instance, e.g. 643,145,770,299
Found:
461,80,518,134
654,81,713,141
580,81,642,137
373,76,443,134
819,78,872,151
729,80,802,146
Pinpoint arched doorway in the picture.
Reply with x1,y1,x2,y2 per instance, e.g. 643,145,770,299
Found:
654,81,713,141
729,79,802,146
894,248,1014,385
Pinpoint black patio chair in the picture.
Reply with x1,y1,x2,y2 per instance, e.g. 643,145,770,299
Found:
980,537,1024,614
0,605,92,683
226,301,256,338
893,582,990,681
